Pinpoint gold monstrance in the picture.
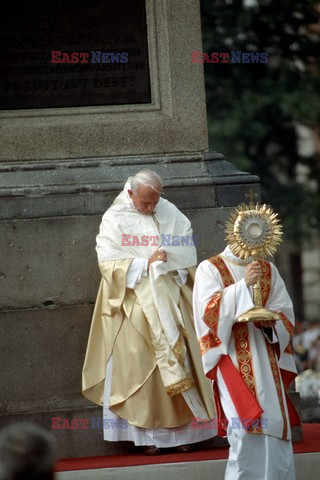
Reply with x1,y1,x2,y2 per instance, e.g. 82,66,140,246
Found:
225,203,283,323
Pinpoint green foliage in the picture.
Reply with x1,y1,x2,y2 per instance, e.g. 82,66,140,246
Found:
201,0,320,245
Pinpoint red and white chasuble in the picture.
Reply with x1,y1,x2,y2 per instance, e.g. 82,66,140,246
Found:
193,246,300,479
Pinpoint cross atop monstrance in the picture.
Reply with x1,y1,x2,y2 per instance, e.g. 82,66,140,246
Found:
245,188,259,207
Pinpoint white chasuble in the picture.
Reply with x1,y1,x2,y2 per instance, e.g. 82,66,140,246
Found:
193,246,300,478
193,246,300,441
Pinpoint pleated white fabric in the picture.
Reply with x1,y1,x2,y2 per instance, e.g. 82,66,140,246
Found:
103,357,217,447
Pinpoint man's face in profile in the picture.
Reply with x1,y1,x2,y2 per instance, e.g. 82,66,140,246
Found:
128,185,161,215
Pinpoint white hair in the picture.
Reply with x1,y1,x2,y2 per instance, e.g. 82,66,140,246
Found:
130,170,163,194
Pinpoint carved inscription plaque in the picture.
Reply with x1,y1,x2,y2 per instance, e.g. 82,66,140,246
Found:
0,0,151,109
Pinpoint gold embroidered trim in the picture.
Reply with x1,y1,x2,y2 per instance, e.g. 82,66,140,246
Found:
278,312,294,336
208,256,234,287
220,255,251,266
200,256,234,356
266,342,288,440
247,424,264,434
199,332,220,355
233,323,262,433
173,336,186,365
275,311,293,354
259,260,272,306
166,374,194,397
233,324,257,395
202,292,223,350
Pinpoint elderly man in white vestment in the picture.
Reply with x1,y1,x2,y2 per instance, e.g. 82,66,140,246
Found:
82,170,216,454
193,245,301,479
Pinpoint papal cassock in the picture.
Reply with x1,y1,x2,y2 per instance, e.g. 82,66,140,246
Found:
193,246,301,480
82,179,216,447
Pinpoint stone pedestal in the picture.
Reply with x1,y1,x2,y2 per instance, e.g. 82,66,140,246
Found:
0,0,300,459
0,151,260,457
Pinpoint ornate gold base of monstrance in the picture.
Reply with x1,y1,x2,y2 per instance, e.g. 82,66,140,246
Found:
237,306,282,323
225,202,283,323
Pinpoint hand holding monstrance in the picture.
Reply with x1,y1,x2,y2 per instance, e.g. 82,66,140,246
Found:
225,203,283,323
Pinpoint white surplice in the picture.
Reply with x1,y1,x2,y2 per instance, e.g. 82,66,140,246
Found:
193,246,298,479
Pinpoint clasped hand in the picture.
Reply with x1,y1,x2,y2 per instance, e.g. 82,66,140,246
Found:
147,248,167,270
245,261,262,287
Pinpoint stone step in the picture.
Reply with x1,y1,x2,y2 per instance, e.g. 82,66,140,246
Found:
56,453,320,480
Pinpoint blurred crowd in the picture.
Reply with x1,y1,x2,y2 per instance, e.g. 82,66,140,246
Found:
294,321,320,414
293,321,320,373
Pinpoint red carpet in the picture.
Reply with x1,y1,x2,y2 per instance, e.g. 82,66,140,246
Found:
55,423,320,472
